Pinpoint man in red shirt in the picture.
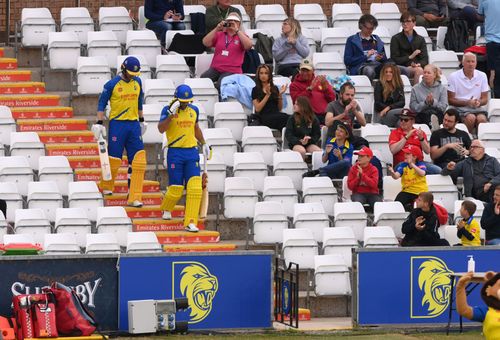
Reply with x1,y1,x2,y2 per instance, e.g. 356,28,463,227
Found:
290,59,335,124
388,109,441,174
347,146,382,210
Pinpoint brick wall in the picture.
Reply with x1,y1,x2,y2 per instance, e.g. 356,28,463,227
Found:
3,0,409,35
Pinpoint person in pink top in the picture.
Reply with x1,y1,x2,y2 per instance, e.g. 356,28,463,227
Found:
201,12,253,88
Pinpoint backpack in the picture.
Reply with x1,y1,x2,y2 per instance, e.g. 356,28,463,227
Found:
444,19,469,52
253,32,274,64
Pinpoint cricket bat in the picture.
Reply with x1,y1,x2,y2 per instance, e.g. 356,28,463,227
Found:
199,159,209,219
98,135,112,181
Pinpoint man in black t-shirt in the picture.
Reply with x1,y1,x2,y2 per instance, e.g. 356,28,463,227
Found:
430,108,471,169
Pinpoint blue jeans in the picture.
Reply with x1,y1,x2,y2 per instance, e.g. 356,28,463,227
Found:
146,20,186,46
486,238,500,245
319,160,351,179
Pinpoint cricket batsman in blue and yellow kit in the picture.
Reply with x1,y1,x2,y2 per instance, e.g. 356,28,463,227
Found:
158,84,211,232
91,56,147,207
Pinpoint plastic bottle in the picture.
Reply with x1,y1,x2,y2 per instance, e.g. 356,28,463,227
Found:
467,255,475,273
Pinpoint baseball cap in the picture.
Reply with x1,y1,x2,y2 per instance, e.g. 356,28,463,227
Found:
299,59,313,71
226,13,241,22
402,144,423,161
397,108,417,119
354,146,373,158
122,56,141,76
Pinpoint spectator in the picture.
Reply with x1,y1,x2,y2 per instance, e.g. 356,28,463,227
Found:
145,0,186,48
325,82,366,133
448,0,483,32
272,18,310,78
390,12,427,85
388,145,429,211
478,0,500,99
251,64,289,130
205,0,242,34
373,63,405,127
407,0,448,28
290,60,335,124
401,192,450,246
430,108,471,170
442,139,500,202
285,96,321,160
410,64,448,130
388,109,442,174
303,121,353,179
201,13,253,89
480,184,500,245
447,52,489,134
456,200,481,246
347,146,382,210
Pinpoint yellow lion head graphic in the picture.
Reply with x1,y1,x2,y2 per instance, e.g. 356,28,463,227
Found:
418,258,453,317
180,263,218,323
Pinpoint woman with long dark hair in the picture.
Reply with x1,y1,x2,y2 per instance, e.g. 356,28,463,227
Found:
373,63,405,127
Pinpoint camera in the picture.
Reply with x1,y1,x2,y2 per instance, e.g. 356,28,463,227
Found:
223,21,230,27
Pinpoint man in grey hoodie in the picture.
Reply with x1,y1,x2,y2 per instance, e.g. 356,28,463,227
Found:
408,0,448,28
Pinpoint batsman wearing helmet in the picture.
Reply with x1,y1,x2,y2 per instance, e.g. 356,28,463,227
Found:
158,84,211,232
91,56,147,207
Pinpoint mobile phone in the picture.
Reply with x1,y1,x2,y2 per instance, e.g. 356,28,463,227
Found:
387,163,392,168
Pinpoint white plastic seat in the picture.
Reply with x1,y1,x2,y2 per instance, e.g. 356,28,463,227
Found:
213,102,247,142
333,202,367,242
300,28,318,60
68,181,104,222
60,7,94,45
331,3,362,31
155,55,190,86
293,202,330,242
272,151,308,191
312,151,328,170
383,176,402,201
55,207,91,248
126,30,161,68
27,181,63,222
144,78,175,104
199,153,226,194
320,27,350,56
223,177,258,219
373,26,392,58
165,29,194,50
87,31,121,69
0,212,7,241
363,226,399,248
487,99,500,123
10,132,45,171
349,75,374,117
126,232,162,253
312,52,346,78
85,233,121,254
98,7,133,44
232,5,251,31
302,177,338,216
282,229,318,269
142,103,164,144
185,78,219,117
190,101,209,130
38,156,73,196
47,32,81,70
478,123,500,149
373,201,409,238
21,8,56,47
254,5,288,39
436,26,447,50
0,106,16,146
485,147,500,162
96,206,133,247
77,56,112,95
253,201,288,244
241,126,278,166
453,199,484,223
262,176,298,217
314,254,351,296
194,53,214,78
0,156,34,196
14,208,51,245
202,128,238,167
0,182,22,223
429,51,460,79
322,227,358,267
341,176,352,202
442,225,461,246
411,26,433,54
116,54,152,82
4,234,36,245
183,5,206,31
44,233,81,255
294,4,327,43
370,3,401,36
233,152,268,192
138,6,146,30
426,175,459,212
401,75,412,108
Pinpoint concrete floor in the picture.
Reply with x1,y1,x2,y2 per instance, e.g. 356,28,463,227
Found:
273,317,352,331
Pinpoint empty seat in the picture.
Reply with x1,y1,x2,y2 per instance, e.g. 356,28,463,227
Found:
487,99,500,123
38,155,73,196
0,106,16,146
68,181,104,222
47,32,81,70
223,177,259,219
98,7,133,44
55,207,91,248
96,207,133,247
144,78,176,104
331,3,362,30
322,227,358,267
44,233,81,255
349,75,374,117
233,152,268,192
77,56,112,95
373,26,392,58
199,153,226,194
363,226,399,247
202,128,238,167
194,53,214,78
0,211,7,241
401,74,412,108
0,156,34,196
373,201,409,238
426,175,459,212
333,202,367,241
478,123,500,149
429,51,460,78
282,229,318,269
360,124,391,164
263,176,298,217
141,104,164,145
155,55,190,86
21,8,56,47
27,181,63,222
14,208,51,244
232,4,251,30
126,30,161,68
293,202,330,242
0,182,22,223
253,201,288,244
126,232,162,253
185,78,219,117
383,176,402,201
117,54,152,81
60,7,94,45
241,126,278,166
272,151,308,191
213,102,247,142
320,27,350,56
87,31,121,69
85,233,120,254
10,132,45,171
313,52,346,79
314,254,351,296
4,234,36,245
370,3,401,36
294,4,328,42
302,177,338,216
255,5,288,39
442,225,461,246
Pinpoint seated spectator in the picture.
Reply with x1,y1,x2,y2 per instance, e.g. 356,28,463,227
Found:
285,96,321,160
390,12,427,85
373,63,405,127
456,200,481,246
145,0,186,48
303,121,353,179
448,0,483,31
388,109,442,174
408,0,448,28
347,146,382,210
481,185,500,245
442,139,500,202
205,0,242,33
290,60,335,124
325,82,366,131
388,145,429,211
251,64,289,130
201,13,253,89
430,108,471,170
401,192,450,246
410,64,448,130
272,18,310,78
447,52,489,134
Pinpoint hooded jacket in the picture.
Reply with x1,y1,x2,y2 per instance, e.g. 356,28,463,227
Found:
410,80,448,113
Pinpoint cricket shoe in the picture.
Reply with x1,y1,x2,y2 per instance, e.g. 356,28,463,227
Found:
185,223,199,233
102,190,113,195
128,200,143,208
162,211,172,220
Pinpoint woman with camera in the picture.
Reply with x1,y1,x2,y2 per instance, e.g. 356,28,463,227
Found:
202,12,253,89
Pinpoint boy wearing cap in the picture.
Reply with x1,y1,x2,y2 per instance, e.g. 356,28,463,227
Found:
91,56,147,207
347,146,382,210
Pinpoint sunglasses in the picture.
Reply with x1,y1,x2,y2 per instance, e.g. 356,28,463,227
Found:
400,118,412,122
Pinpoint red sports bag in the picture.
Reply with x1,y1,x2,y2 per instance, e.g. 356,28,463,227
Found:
12,294,58,339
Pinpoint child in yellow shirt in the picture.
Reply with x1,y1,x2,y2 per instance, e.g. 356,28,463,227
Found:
457,200,481,246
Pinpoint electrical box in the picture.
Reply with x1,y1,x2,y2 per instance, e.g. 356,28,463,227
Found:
128,300,157,334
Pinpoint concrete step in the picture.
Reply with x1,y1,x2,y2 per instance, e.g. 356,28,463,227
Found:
38,131,94,143
0,70,32,82
11,106,73,119
0,58,17,70
74,168,128,181
0,82,44,94
69,156,128,169
162,243,236,252
155,230,219,244
105,193,163,207
0,94,59,107
17,118,87,132
45,143,98,156
133,218,206,232
130,205,183,219
298,292,351,318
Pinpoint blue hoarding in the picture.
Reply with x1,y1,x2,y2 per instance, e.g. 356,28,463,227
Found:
356,247,500,325
118,252,272,330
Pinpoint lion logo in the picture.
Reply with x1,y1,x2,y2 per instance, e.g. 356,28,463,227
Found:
179,263,218,323
417,258,453,317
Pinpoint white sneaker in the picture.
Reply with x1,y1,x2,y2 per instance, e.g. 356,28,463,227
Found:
185,223,199,233
128,200,143,208
102,190,113,195
162,211,172,220
430,114,440,132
